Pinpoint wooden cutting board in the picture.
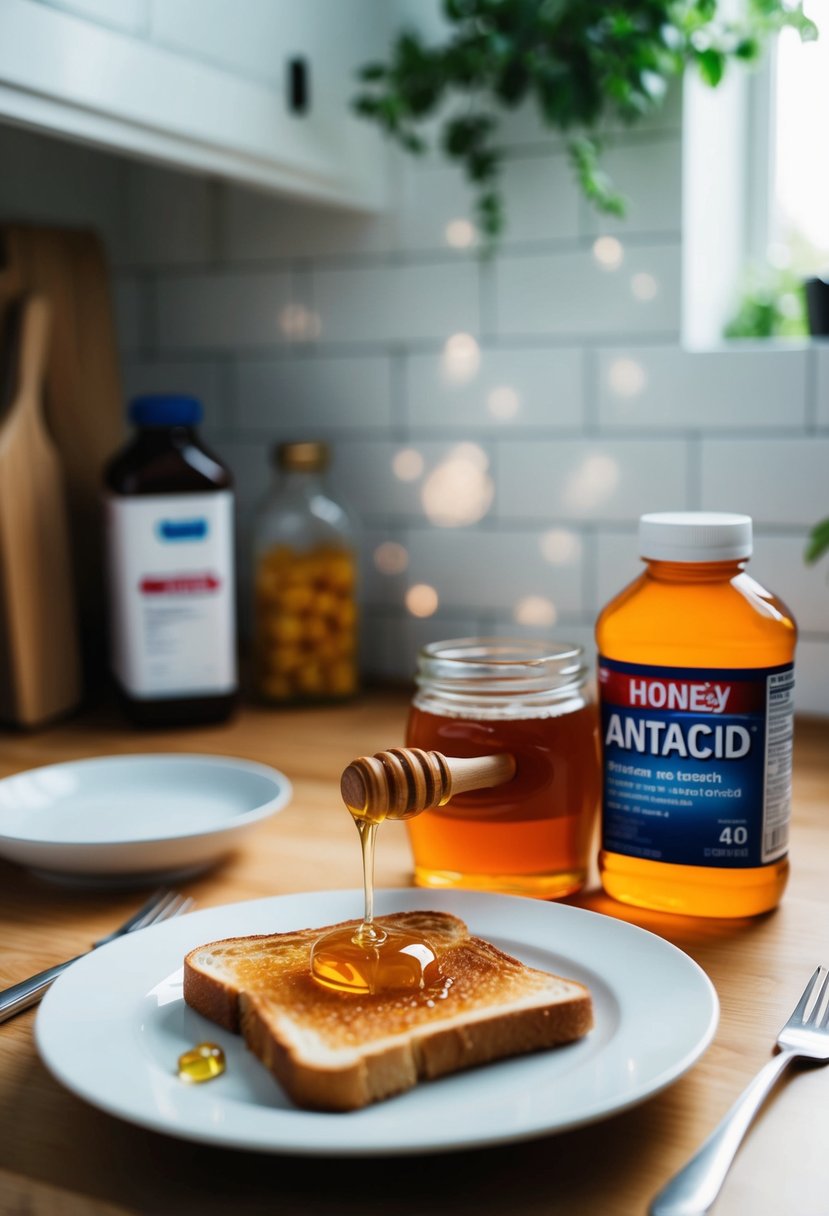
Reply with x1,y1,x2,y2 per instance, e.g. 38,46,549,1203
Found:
1,224,125,684
0,296,82,725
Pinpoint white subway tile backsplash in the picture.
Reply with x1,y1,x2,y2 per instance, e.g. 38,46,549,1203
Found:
125,163,214,266
487,620,598,669
405,528,583,614
792,639,829,717
361,610,481,682
326,439,495,523
122,358,225,428
0,124,128,264
405,346,583,431
498,80,683,148
395,153,580,251
312,261,479,345
236,355,393,431
583,138,682,237
222,185,394,261
594,529,642,612
113,276,145,354
6,108,828,710
498,440,688,521
598,344,808,431
394,161,477,254
750,534,828,635
501,154,581,244
701,438,829,526
495,243,681,338
214,440,271,521
359,611,402,680
156,270,292,350
814,343,829,429
360,529,411,608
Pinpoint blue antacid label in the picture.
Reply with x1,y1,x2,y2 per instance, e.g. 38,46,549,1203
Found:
598,657,794,868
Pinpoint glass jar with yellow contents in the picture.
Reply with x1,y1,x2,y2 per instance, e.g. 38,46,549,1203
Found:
252,442,359,703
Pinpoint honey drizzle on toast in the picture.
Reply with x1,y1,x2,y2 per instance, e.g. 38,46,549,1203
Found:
309,800,439,995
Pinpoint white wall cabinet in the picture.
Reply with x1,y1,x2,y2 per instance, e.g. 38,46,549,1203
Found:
0,0,389,209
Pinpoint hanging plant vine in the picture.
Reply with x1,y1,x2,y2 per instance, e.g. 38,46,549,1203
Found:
353,0,817,247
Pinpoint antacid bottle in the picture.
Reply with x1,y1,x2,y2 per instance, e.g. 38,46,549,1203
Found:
596,512,796,918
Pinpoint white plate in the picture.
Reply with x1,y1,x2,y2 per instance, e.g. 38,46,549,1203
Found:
0,755,291,882
35,888,718,1154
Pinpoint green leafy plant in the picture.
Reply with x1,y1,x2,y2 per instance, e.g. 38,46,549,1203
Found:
723,265,809,339
354,0,817,247
806,519,829,566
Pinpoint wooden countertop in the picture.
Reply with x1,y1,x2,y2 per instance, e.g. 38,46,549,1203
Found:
0,695,827,1216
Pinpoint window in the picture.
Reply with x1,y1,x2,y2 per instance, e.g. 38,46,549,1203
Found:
683,2,826,347
770,0,829,276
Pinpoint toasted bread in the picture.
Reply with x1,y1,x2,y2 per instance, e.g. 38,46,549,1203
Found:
183,910,593,1111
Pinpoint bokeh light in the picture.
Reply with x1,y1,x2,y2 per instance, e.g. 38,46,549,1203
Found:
373,542,409,575
392,448,424,481
540,529,581,565
608,357,647,398
513,596,558,627
278,304,321,341
445,218,477,249
631,272,658,301
487,385,520,421
406,584,439,618
563,452,621,512
592,236,624,271
421,443,494,526
441,333,481,384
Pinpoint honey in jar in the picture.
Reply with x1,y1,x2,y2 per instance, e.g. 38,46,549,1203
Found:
405,639,599,899
252,442,358,703
596,512,796,918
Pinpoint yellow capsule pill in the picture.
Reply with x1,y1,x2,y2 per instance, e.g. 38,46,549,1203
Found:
177,1042,226,1084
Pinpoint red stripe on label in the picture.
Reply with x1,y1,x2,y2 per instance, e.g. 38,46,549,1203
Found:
140,574,220,595
598,667,765,714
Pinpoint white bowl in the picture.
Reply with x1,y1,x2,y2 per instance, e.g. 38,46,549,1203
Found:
0,754,291,884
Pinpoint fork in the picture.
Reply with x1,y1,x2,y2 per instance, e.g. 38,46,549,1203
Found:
650,965,829,1215
0,889,194,1025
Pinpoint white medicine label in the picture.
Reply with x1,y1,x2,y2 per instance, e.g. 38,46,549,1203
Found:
106,492,236,698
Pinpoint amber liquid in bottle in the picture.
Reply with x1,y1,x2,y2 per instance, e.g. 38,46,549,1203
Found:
597,560,796,918
310,815,439,995
405,704,599,899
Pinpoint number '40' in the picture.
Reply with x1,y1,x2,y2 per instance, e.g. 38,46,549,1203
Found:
719,826,748,845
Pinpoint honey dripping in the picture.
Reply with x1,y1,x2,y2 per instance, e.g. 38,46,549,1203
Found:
310,816,440,996
310,747,515,995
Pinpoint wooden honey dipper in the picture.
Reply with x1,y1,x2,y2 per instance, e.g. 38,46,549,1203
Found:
340,747,516,822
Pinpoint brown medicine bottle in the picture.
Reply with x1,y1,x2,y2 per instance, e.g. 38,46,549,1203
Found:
596,512,796,918
104,395,237,726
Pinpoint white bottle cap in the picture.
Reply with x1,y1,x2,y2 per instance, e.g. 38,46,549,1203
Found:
639,512,753,562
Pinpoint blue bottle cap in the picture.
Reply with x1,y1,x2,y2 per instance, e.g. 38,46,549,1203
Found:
129,395,203,427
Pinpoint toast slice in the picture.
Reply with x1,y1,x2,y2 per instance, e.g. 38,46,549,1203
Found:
183,910,593,1112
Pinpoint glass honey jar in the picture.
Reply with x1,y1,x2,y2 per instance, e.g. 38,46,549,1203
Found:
252,441,359,704
404,638,600,899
